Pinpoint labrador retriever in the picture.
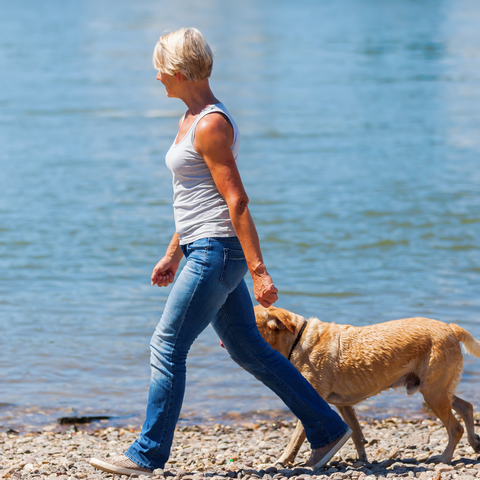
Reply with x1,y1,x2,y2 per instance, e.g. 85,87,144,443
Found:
254,305,480,465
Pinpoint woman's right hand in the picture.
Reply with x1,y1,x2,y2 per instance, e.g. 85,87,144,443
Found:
151,256,181,287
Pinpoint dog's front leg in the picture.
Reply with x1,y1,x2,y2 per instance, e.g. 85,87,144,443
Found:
276,421,306,466
337,405,368,462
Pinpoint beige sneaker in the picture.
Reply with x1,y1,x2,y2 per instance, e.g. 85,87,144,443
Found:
304,428,352,469
89,454,153,477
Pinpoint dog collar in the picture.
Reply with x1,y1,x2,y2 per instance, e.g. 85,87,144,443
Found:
288,319,308,361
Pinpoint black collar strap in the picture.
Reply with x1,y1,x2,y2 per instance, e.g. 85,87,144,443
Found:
288,319,308,361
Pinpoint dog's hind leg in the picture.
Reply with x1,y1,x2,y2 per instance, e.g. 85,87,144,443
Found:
452,395,480,453
337,406,368,462
275,421,306,466
422,391,464,464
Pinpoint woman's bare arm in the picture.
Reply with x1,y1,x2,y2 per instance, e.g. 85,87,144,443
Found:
194,113,278,307
150,113,187,288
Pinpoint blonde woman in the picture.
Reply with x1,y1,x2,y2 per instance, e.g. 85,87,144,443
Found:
90,28,351,477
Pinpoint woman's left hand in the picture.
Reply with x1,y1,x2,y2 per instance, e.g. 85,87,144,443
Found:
252,264,278,308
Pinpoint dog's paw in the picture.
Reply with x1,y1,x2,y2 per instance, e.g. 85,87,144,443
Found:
426,454,450,464
275,456,296,467
473,434,480,453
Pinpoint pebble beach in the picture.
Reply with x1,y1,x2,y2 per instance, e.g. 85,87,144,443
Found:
3,416,480,480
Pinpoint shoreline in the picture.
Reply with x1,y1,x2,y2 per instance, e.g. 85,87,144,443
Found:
0,395,437,435
2,415,480,479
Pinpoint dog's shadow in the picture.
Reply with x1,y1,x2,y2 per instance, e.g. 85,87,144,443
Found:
202,457,480,479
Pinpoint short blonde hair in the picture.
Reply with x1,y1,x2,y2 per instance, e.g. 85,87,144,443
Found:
153,28,213,82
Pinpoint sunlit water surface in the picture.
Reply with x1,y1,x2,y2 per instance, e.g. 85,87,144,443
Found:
1,0,479,431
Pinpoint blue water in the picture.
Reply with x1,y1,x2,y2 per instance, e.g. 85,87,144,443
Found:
1,0,479,430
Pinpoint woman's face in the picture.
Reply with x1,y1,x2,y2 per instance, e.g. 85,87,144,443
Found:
156,71,178,98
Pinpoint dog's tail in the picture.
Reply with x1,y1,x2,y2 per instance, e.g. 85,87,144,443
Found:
450,323,480,357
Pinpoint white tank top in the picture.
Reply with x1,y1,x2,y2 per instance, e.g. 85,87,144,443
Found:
165,103,240,245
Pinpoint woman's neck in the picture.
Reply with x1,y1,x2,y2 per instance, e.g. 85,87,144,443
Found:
178,79,219,115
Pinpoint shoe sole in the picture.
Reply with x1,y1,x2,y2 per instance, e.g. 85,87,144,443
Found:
312,427,353,469
89,458,153,477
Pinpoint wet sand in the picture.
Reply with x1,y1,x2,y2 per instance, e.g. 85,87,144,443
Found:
2,416,480,479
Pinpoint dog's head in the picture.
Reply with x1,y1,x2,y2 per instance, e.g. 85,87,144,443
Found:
254,305,305,357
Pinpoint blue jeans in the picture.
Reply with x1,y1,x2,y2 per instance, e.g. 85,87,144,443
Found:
126,237,348,470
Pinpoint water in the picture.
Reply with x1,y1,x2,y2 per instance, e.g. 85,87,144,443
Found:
1,0,479,431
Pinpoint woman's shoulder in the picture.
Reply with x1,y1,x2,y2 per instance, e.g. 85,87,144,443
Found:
196,104,235,136
195,110,234,145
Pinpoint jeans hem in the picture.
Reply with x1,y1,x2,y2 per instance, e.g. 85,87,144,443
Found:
124,449,154,472
309,424,350,449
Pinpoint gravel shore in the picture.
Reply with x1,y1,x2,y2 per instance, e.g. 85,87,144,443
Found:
2,416,480,480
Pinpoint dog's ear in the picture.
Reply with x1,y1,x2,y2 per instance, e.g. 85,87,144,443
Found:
266,318,286,331
266,307,296,334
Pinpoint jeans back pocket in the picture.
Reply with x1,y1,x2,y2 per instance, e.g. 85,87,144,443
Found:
220,248,248,290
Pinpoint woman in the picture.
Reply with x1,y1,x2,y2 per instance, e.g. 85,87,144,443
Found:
90,27,351,477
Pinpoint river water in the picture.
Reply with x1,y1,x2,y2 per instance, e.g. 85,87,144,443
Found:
1,0,479,431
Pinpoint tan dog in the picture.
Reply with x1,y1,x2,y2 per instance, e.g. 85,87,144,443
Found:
254,305,480,465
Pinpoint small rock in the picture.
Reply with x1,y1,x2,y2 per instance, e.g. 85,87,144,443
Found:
418,473,434,480
406,435,430,449
23,463,35,472
435,465,454,472
416,454,430,463
389,448,400,459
